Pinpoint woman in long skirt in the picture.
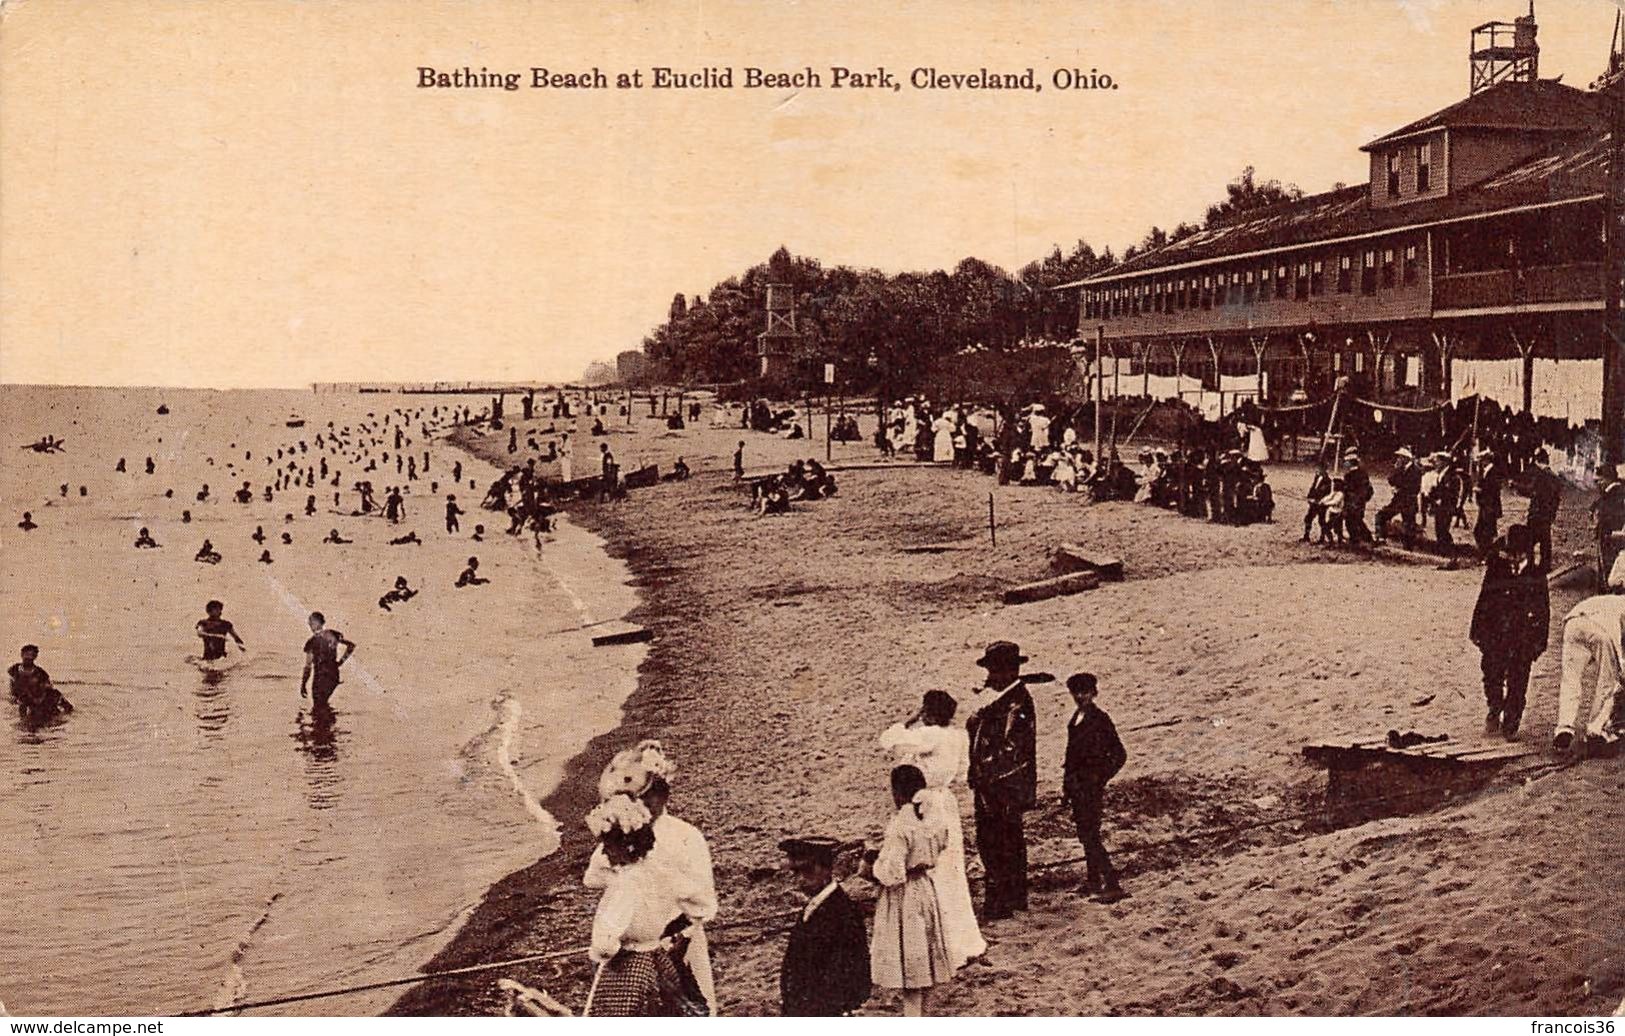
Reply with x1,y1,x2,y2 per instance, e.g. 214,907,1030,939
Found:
879,692,986,968
581,795,701,1017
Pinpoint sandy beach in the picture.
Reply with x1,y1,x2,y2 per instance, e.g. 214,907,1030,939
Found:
397,398,1623,1017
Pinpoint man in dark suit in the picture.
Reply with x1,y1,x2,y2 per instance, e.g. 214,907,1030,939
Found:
1062,673,1127,903
1525,449,1562,571
778,836,870,1017
967,640,1037,921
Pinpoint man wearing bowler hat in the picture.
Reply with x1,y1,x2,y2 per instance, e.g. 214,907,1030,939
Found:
967,640,1038,920
777,836,870,1016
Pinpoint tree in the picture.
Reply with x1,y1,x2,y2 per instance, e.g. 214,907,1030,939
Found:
1204,166,1303,227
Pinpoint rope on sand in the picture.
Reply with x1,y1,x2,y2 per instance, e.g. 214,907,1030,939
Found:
171,762,1571,1016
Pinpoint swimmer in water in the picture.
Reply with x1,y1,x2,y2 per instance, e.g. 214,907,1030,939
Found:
134,527,160,548
9,644,71,716
322,528,351,544
195,539,221,564
377,576,417,612
454,556,489,587
195,600,246,660
18,512,37,532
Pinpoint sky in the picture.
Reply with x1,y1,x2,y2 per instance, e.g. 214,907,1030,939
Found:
2,0,1622,389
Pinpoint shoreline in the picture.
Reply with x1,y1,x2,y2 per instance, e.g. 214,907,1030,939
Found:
385,445,681,1016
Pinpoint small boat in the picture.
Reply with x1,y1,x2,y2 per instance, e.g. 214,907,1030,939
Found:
286,416,306,428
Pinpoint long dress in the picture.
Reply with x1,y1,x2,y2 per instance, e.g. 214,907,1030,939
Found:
1246,423,1269,464
932,416,955,463
870,798,955,990
583,858,687,1016
584,811,718,1014
878,722,987,968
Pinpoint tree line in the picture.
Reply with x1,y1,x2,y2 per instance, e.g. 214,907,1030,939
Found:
631,167,1305,394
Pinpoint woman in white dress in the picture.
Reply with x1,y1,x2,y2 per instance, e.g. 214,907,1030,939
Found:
878,690,986,969
932,412,956,463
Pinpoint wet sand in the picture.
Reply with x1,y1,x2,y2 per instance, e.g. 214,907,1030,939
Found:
401,400,1623,1017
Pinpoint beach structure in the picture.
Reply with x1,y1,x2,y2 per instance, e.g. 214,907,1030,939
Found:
1062,6,1621,446
756,283,807,382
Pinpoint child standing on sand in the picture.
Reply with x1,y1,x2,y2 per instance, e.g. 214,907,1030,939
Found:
863,764,956,1017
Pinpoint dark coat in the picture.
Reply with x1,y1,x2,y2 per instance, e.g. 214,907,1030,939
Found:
1343,466,1374,508
780,885,870,1017
967,681,1037,811
1469,552,1550,659
1062,703,1127,801
1526,467,1562,527
1388,461,1421,501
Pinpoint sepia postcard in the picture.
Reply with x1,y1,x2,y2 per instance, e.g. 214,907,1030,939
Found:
2,0,1623,1023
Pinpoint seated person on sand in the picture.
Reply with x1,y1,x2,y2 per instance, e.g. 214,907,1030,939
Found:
280,532,293,545
389,531,422,546
666,412,685,430
235,482,253,504
195,540,222,564
18,512,37,532
591,418,607,436
197,484,211,503
664,456,691,481
455,556,490,587
258,550,274,564
134,527,160,549
378,576,418,611
323,528,352,544
472,524,486,542
754,479,792,517
803,460,837,498
783,421,806,440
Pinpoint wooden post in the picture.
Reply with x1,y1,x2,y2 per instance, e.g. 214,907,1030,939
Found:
1606,77,1625,464
1093,326,1104,461
1251,335,1268,402
825,394,833,462
988,492,997,546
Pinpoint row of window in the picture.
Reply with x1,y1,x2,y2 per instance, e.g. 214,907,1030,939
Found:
1085,242,1421,320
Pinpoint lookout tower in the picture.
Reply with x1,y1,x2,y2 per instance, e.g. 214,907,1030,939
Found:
757,283,799,380
1470,4,1539,95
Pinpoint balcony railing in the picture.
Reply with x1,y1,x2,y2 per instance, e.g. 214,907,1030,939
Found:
1433,262,1601,311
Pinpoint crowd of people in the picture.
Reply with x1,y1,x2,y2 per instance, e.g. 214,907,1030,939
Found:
514,639,1130,1018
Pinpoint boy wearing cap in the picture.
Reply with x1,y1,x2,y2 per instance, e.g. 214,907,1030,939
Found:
1062,674,1127,903
967,640,1037,920
778,837,870,1016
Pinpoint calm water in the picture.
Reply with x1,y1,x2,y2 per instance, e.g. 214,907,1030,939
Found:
1,387,643,1015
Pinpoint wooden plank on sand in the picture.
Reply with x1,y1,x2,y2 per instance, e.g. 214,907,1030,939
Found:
1053,543,1125,581
1002,571,1100,605
591,623,653,647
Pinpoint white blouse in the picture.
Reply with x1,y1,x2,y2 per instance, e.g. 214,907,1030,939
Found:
583,812,718,924
879,722,970,792
588,858,675,963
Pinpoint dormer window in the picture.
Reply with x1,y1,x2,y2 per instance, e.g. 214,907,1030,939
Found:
1415,142,1432,193
1387,152,1402,197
